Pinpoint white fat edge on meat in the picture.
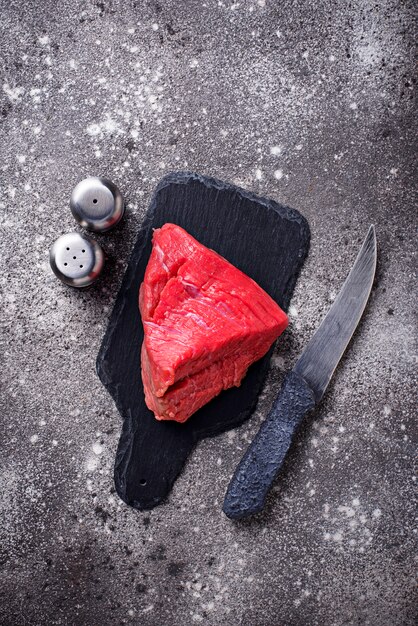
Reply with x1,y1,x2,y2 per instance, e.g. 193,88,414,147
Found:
153,243,169,273
184,312,211,330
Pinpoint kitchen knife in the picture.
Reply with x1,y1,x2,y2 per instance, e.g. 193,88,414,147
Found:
223,225,377,520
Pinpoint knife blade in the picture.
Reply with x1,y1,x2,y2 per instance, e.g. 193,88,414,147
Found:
223,225,377,520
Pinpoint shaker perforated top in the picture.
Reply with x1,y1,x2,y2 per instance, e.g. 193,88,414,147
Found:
70,177,125,232
49,232,104,287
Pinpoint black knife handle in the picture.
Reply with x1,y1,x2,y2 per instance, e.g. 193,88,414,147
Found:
223,371,316,520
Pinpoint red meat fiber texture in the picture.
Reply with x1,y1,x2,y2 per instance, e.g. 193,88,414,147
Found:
139,223,288,423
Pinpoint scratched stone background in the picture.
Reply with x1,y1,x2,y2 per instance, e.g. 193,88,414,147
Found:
0,1,416,625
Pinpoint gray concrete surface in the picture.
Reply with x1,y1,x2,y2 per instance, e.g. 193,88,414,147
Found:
0,1,416,624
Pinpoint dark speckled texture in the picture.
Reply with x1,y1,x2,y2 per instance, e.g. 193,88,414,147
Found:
224,371,316,519
97,171,309,511
0,0,416,625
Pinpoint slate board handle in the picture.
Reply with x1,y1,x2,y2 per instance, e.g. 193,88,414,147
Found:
223,370,316,520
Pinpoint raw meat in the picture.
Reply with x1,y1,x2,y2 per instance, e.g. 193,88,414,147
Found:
139,223,288,422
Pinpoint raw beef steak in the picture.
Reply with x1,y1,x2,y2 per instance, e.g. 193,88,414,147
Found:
139,223,288,422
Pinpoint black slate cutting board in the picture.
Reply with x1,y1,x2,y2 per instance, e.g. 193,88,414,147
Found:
97,172,310,510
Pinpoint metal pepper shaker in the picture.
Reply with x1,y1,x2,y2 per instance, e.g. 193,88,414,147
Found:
70,177,125,233
49,232,104,288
